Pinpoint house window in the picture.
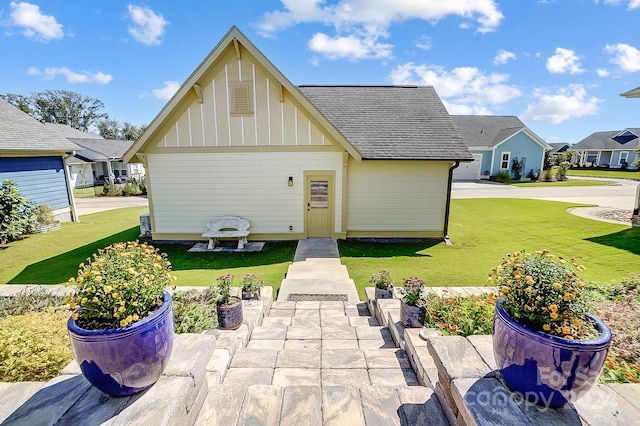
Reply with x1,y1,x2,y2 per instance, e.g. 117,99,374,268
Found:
229,82,253,115
620,151,629,166
586,151,598,165
500,152,511,170
112,162,127,177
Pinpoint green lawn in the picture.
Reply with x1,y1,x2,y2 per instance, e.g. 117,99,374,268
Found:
510,180,612,187
73,187,97,198
567,169,640,180
1,200,639,300
341,199,640,299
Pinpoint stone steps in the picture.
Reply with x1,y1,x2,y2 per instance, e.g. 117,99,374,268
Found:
197,384,448,426
195,297,450,425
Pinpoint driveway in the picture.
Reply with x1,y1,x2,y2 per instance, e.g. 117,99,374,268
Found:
75,196,149,217
452,178,638,210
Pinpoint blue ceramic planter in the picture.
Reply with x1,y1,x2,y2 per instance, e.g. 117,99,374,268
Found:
400,301,426,328
68,291,174,397
217,296,243,330
493,299,611,408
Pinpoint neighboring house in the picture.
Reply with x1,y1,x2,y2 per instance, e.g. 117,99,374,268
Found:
451,115,550,180
123,26,472,242
46,124,145,187
0,99,81,222
548,143,571,162
572,129,640,168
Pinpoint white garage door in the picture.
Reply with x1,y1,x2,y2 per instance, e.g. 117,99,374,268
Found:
453,154,482,180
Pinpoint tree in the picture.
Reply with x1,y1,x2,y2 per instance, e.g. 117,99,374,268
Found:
121,121,146,140
31,90,107,132
0,93,32,114
0,180,34,244
97,116,121,139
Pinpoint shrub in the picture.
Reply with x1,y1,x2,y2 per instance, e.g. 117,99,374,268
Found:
0,287,65,317
556,162,569,181
489,249,597,340
0,180,35,244
172,288,218,333
494,171,510,183
32,203,58,225
541,168,555,182
369,269,393,290
0,310,73,382
66,241,176,329
424,292,497,336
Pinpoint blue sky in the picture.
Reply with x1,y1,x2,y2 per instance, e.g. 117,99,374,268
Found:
1,1,640,144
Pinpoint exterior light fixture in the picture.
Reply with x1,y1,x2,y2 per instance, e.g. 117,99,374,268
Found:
288,176,293,187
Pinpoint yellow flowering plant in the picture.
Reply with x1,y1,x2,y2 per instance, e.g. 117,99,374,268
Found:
489,249,598,340
66,241,176,330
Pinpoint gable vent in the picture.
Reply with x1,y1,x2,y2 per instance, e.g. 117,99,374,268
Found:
230,82,253,115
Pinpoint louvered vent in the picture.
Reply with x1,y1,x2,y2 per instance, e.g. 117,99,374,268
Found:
230,82,253,115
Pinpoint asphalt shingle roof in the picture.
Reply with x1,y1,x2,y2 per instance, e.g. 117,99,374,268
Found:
298,85,472,161
451,115,526,148
45,123,103,140
573,129,640,150
0,99,82,153
68,138,135,159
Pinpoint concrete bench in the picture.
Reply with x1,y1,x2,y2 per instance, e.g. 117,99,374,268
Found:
202,216,250,250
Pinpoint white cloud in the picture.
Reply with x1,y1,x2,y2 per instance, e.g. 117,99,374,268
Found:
127,4,168,46
27,67,112,84
546,48,584,74
605,43,640,72
494,50,516,65
630,0,640,9
415,35,432,51
308,32,392,60
520,84,601,124
152,81,180,100
10,1,63,42
598,0,640,9
257,0,503,60
596,68,610,77
389,62,521,111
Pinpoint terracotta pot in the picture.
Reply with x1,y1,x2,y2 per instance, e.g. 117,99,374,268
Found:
400,301,426,328
217,296,243,330
67,291,174,397
493,299,611,408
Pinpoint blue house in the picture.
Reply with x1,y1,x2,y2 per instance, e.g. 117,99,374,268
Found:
451,115,550,180
0,98,82,222
572,129,640,169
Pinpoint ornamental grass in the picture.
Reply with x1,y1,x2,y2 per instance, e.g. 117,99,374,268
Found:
489,249,599,340
66,241,175,330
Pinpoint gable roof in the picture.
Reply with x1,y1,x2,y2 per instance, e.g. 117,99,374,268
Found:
124,26,471,164
298,86,471,160
451,115,550,150
548,143,570,154
124,26,362,163
0,98,82,153
573,129,640,150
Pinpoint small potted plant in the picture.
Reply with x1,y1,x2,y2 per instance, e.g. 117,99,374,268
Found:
33,203,60,234
370,269,394,299
489,249,611,408
398,277,427,327
215,274,243,329
66,241,176,396
241,273,264,300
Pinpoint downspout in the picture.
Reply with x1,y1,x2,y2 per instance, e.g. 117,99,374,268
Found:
443,161,460,246
63,151,80,222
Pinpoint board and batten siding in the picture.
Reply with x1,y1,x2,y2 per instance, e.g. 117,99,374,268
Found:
346,160,449,237
0,156,71,210
147,152,344,238
154,45,334,150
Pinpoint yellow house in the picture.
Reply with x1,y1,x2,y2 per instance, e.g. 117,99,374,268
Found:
123,27,472,243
